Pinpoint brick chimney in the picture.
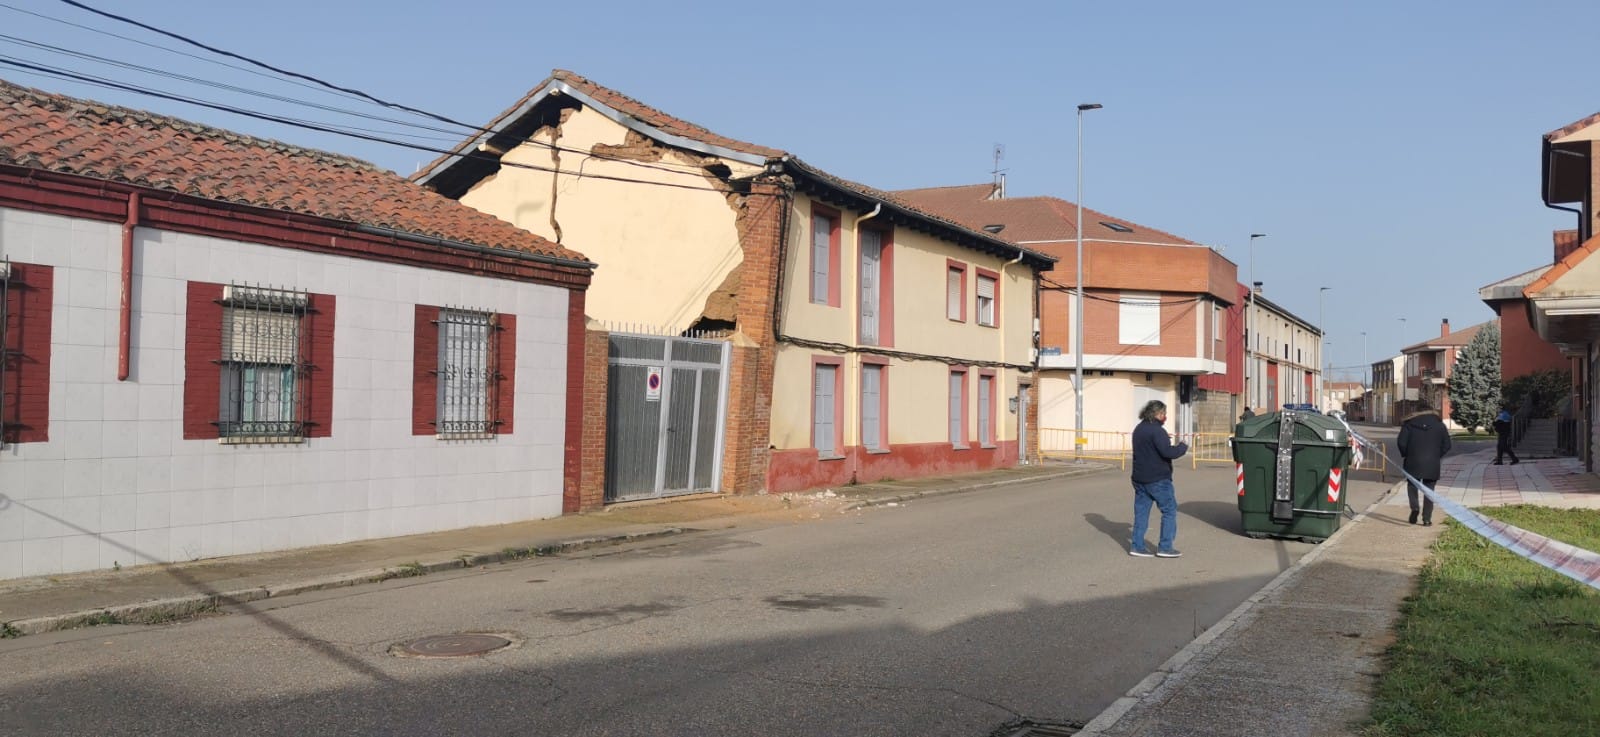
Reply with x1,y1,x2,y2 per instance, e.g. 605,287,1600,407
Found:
1252,281,1263,296
1555,229,1581,263
1440,318,1450,338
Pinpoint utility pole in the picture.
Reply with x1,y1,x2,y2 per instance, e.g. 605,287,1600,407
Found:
1074,103,1102,461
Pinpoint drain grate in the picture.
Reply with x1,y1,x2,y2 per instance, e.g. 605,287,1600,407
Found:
392,633,513,658
989,718,1082,737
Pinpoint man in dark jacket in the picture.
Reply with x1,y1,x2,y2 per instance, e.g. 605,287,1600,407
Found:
1397,399,1452,526
1129,400,1189,558
1493,404,1519,466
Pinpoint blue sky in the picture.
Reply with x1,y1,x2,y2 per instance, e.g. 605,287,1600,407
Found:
2,0,1593,380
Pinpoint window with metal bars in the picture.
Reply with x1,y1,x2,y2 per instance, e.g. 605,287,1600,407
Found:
218,284,307,441
436,308,499,436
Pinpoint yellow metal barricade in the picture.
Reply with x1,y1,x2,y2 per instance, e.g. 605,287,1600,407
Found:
1040,428,1130,469
1182,432,1235,469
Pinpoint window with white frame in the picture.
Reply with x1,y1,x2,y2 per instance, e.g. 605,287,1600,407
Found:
437,308,497,435
860,229,882,344
978,374,993,446
811,211,836,305
947,264,966,321
1118,292,1161,345
949,369,966,447
814,363,838,456
976,273,997,327
861,364,883,451
219,284,306,440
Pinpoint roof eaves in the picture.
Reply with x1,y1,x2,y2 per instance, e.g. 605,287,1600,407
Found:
1524,233,1600,297
1546,112,1600,142
786,160,1055,269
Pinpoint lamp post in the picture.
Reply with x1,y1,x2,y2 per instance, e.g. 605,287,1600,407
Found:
1074,102,1101,460
1318,286,1330,410
1246,234,1266,411
1361,331,1370,421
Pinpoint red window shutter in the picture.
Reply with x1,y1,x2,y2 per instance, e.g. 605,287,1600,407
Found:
304,293,335,438
182,281,224,440
495,313,516,434
412,305,440,435
2,262,53,444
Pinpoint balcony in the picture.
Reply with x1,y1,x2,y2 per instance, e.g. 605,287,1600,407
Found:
1421,368,1446,385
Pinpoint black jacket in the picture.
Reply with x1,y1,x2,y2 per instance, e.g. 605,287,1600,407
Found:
1398,412,1451,480
1131,419,1188,484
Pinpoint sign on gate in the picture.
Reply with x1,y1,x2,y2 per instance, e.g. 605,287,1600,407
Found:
646,367,662,401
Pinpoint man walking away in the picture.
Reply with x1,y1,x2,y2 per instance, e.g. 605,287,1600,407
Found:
1493,405,1519,466
1397,399,1452,526
1130,400,1189,558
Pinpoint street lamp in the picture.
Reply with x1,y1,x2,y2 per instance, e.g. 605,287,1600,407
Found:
1246,233,1266,411
1074,102,1101,461
1361,330,1370,421
1318,287,1330,410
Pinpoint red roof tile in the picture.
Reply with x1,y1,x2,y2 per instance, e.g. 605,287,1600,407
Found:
894,183,1200,247
0,78,587,264
1525,233,1600,298
1546,112,1600,142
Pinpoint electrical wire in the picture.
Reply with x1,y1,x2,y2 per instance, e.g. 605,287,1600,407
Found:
1039,276,1211,306
0,56,736,194
7,3,722,177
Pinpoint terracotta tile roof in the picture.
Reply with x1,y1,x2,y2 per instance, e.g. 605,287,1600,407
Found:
893,183,1200,247
0,78,587,264
1546,112,1600,142
1401,321,1489,353
1524,233,1600,298
415,70,1053,269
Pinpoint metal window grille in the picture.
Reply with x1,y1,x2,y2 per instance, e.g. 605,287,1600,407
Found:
218,284,308,441
436,307,498,436
0,258,10,447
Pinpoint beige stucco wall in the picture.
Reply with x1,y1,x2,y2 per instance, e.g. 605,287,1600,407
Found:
1037,371,1176,441
769,193,1035,451
457,105,762,333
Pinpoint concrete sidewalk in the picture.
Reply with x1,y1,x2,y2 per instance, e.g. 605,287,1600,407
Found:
0,462,1104,637
1079,447,1600,736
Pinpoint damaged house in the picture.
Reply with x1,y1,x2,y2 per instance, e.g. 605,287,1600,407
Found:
416,70,1054,497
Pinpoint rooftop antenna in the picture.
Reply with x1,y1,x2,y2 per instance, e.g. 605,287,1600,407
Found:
991,143,1007,199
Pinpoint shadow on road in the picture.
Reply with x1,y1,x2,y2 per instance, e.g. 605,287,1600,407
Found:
1082,513,1131,551
1177,501,1241,535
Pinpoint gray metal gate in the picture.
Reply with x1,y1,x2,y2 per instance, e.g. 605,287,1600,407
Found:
605,333,730,502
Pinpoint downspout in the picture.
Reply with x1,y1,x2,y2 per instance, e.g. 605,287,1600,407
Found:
117,192,141,381
1545,142,1587,240
849,203,881,483
1000,246,1026,461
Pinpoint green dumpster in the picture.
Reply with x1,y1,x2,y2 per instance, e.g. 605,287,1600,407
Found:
1233,409,1352,542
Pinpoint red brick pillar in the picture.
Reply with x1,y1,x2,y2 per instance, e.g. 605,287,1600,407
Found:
574,325,609,511
719,177,790,494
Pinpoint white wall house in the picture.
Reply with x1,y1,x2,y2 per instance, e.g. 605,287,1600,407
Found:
0,80,594,579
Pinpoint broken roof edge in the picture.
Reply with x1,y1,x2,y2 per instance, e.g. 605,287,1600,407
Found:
783,158,1056,270
413,72,775,185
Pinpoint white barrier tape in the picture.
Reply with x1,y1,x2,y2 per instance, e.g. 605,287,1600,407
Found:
1334,418,1600,592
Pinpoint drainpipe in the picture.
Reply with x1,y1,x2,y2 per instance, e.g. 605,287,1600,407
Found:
1000,246,1026,459
117,192,141,381
849,203,882,483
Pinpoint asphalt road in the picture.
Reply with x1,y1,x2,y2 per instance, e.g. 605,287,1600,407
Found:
0,463,1390,737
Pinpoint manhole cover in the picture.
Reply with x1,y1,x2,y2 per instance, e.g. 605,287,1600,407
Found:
989,718,1081,737
392,633,513,658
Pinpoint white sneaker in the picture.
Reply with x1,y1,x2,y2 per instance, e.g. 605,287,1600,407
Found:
1156,549,1184,558
1128,549,1154,558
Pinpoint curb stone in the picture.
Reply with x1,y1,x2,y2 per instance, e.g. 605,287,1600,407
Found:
843,465,1113,511
2,527,686,638
1074,480,1407,736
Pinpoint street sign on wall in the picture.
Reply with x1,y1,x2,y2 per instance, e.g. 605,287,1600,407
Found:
646,367,662,401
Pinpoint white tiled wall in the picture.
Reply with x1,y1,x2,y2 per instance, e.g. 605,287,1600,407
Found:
0,206,571,579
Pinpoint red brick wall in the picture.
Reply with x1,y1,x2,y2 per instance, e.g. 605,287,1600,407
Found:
718,177,788,493
1499,303,1571,381
574,324,608,512
1042,287,1203,358
1,262,53,444
1198,283,1246,394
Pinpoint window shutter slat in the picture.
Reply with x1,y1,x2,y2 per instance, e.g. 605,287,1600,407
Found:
947,269,962,320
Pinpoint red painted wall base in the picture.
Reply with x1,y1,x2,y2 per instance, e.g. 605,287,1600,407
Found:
767,441,1020,494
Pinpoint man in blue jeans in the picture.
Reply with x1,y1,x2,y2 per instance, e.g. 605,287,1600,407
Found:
1129,400,1189,558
